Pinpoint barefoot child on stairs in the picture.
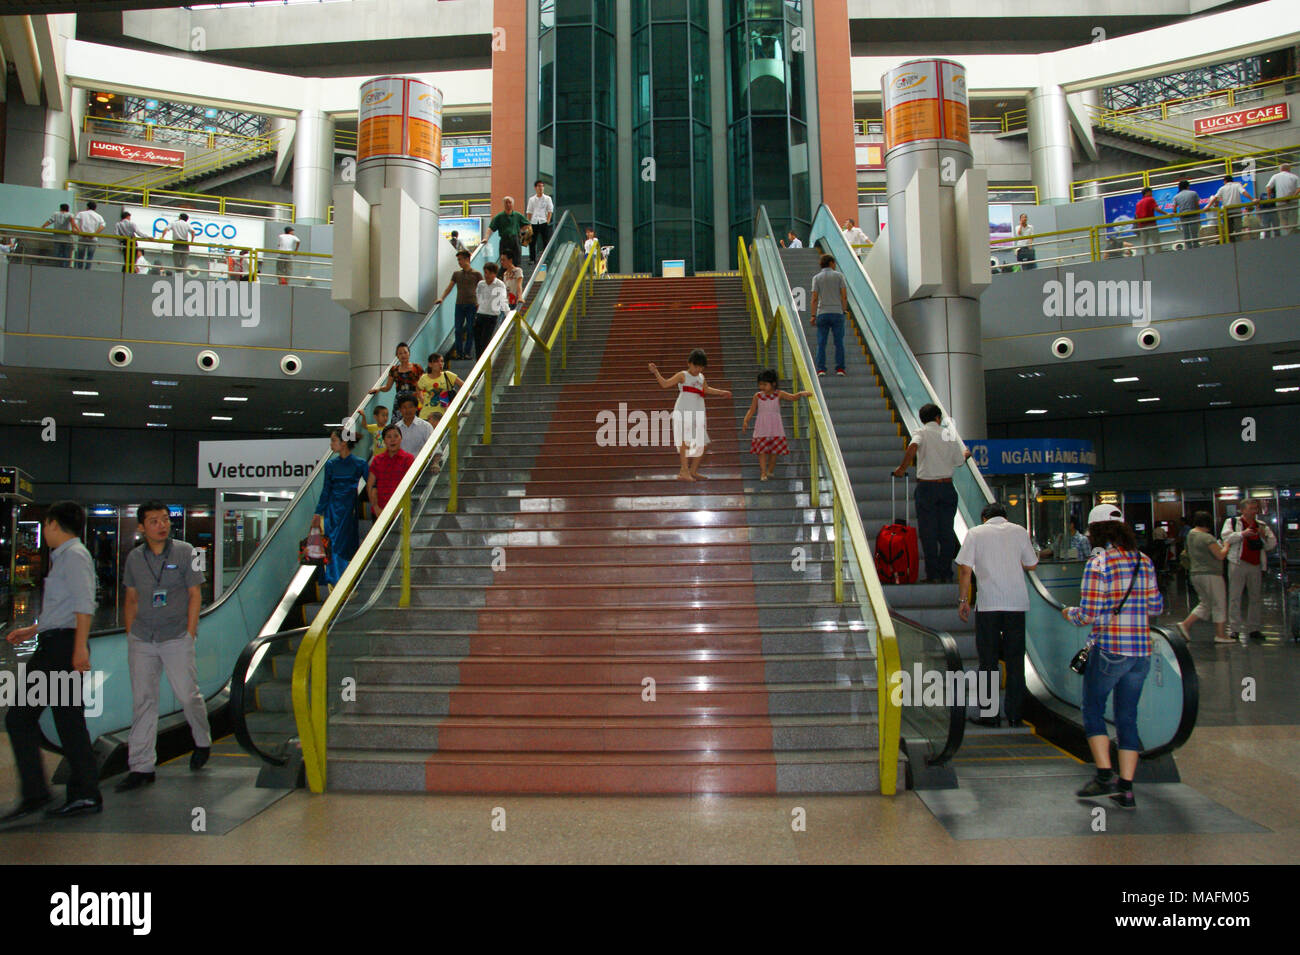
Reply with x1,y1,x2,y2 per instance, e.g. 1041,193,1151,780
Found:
649,349,732,481
743,368,811,481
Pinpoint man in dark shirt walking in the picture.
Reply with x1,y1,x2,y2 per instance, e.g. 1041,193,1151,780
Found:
435,250,483,360
3,501,103,820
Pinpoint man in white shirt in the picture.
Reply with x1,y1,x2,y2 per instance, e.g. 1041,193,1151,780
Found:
114,211,148,273
780,230,803,249
892,402,971,583
72,201,105,270
842,218,870,252
1220,497,1277,641
275,226,301,285
473,261,509,359
43,202,75,268
159,213,193,273
525,180,554,263
393,393,435,458
1206,175,1253,242
1266,162,1299,236
956,502,1040,726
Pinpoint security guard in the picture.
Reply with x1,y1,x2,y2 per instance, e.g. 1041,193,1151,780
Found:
3,501,102,820
115,500,210,792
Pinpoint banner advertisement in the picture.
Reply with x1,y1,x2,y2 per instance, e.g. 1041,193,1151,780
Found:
1194,104,1289,137
125,207,269,251
88,140,185,168
198,439,330,489
883,60,940,150
358,76,407,161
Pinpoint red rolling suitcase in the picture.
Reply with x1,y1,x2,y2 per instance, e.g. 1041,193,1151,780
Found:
875,476,919,585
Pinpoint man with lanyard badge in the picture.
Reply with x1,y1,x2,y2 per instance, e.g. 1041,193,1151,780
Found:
116,501,211,791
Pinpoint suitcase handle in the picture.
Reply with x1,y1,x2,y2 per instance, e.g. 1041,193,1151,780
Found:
891,474,910,524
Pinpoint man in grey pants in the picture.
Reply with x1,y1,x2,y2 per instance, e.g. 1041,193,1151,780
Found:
116,500,211,791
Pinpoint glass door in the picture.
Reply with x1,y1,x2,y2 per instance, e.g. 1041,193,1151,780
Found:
217,503,285,598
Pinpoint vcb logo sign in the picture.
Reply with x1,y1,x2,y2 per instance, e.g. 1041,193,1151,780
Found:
150,216,238,241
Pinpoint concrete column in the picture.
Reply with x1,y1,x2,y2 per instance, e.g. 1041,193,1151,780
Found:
883,59,987,439
1027,84,1074,206
708,0,730,267
41,105,73,190
293,79,335,224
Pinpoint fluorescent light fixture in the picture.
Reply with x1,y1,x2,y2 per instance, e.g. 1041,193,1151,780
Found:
151,379,179,386
1210,400,1231,406
72,390,99,397
211,415,233,421
1180,356,1209,364
82,412,105,417
1088,410,1108,415
146,422,167,428
1017,372,1045,379
1276,386,1300,393
148,404,172,410
1196,382,1223,389
1026,409,1048,414
1138,397,1161,403
1273,363,1300,371
1113,376,1139,383
223,396,249,402
1057,393,1081,399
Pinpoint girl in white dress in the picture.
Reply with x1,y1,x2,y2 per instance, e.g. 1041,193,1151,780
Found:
649,349,732,481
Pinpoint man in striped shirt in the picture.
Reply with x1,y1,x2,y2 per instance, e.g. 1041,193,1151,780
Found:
1062,504,1162,809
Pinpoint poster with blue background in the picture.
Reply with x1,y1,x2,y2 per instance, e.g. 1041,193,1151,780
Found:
1102,173,1253,234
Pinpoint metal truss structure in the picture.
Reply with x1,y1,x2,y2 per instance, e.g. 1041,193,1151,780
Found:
1103,57,1261,111
122,96,270,142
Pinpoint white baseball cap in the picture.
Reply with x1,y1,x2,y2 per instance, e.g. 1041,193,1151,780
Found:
1086,504,1123,525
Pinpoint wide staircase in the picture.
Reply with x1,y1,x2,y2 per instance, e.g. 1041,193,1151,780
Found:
779,248,976,673
322,275,883,794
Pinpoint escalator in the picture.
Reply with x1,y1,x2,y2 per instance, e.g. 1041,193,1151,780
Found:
760,205,1197,784
28,213,582,780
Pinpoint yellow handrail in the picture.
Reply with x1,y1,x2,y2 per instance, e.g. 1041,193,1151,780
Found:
1071,143,1300,201
737,234,902,796
291,238,595,793
1096,72,1300,123
1086,104,1256,158
102,130,280,194
82,114,274,151
65,179,295,221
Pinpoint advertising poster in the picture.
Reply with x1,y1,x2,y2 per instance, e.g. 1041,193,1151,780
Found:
440,216,483,251
988,204,1014,242
358,77,406,161
939,60,970,144
882,60,940,150
1101,175,1250,234
406,79,443,165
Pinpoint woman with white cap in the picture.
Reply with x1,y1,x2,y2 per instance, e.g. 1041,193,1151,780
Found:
1060,503,1163,809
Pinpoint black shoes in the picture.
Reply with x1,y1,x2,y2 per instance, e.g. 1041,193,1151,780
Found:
968,714,1001,728
114,771,156,792
1,794,53,823
45,797,103,818
1076,776,1117,797
1110,789,1137,810
1248,631,1265,641
191,746,210,770
1006,719,1025,728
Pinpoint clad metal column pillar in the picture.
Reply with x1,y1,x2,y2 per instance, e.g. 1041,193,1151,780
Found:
1027,84,1074,206
334,77,443,412
293,79,335,224
41,100,73,190
883,59,989,439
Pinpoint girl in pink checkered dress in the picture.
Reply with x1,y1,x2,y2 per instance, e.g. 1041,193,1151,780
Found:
743,369,811,481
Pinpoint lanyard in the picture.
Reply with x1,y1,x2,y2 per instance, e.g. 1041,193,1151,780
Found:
142,540,173,590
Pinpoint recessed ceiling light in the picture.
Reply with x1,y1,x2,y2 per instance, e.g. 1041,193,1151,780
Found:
1196,382,1222,389
82,411,106,417
1277,386,1300,393
1017,372,1046,379
1274,363,1300,371
1057,393,1081,399
1180,356,1209,364
148,404,172,410
1026,409,1048,414
223,396,249,402
211,415,233,421
1138,397,1160,403
146,422,167,428
72,390,99,396
152,379,179,386
1113,376,1139,383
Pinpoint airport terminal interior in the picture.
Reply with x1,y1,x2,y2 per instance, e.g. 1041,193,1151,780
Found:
0,0,1297,867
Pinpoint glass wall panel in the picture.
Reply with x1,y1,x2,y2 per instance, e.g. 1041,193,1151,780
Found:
594,28,615,126
653,25,689,119
690,26,709,122
556,27,593,121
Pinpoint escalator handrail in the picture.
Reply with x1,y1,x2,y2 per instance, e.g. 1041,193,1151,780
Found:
805,203,1197,759
229,626,305,766
888,610,968,765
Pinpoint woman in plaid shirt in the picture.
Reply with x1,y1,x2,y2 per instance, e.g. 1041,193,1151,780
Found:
1061,504,1163,809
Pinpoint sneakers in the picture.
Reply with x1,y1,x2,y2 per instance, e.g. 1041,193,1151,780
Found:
817,370,826,377
1215,633,1238,644
1110,789,1137,810
1076,775,1117,798
835,369,846,376
190,746,210,770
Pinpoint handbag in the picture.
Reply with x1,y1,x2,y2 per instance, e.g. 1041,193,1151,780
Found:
1071,558,1142,675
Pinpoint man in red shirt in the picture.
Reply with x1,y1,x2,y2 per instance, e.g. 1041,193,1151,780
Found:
366,425,415,518
1134,187,1160,255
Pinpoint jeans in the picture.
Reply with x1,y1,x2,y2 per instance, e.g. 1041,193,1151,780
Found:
454,303,476,357
815,312,846,372
975,610,1026,721
1180,221,1199,248
1081,648,1150,751
915,480,958,581
55,241,73,267
74,241,96,269
4,629,101,802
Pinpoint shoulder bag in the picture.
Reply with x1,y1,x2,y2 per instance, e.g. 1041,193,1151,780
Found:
1070,556,1142,675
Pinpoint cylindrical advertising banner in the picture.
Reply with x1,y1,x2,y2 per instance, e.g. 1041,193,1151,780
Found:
358,76,443,167
882,58,969,153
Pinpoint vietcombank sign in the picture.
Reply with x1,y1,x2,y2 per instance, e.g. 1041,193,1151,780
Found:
198,438,330,489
